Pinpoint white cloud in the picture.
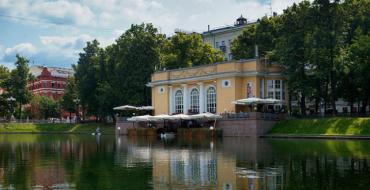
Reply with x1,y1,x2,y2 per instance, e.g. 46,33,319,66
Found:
84,0,178,33
40,34,93,50
3,43,37,61
98,12,115,27
34,1,95,26
271,0,303,13
0,0,95,26
113,29,125,37
0,0,304,69
36,33,120,67
120,0,176,25
0,44,4,58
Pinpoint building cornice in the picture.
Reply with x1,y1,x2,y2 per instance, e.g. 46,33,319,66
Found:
201,22,256,36
153,58,257,74
147,71,283,87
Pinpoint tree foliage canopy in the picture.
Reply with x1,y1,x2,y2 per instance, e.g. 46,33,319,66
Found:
231,0,370,115
161,32,223,69
73,24,224,120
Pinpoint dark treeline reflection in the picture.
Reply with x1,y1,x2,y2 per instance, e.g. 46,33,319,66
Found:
0,135,152,190
0,135,370,190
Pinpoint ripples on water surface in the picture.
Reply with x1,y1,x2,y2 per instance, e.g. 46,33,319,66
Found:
0,134,370,189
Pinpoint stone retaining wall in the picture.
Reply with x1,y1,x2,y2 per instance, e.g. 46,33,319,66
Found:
216,118,276,137
117,117,277,137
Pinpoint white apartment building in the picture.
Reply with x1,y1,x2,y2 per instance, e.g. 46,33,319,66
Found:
202,15,254,61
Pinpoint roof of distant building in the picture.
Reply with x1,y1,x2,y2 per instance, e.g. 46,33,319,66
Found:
30,65,74,78
235,15,247,26
202,16,255,35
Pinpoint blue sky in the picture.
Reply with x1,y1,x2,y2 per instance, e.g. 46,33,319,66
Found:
0,0,302,69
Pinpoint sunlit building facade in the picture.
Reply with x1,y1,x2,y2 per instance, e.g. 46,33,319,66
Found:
27,66,74,100
202,15,253,61
148,59,287,115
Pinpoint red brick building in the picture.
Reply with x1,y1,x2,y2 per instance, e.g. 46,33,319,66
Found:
28,66,74,100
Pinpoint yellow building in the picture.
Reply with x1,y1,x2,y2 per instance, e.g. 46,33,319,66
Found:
148,59,288,115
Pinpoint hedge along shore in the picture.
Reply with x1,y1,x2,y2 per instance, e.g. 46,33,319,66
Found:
265,117,370,139
0,123,115,135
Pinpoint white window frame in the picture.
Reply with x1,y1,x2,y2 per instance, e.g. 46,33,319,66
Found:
267,79,283,100
206,86,217,113
190,88,199,114
174,90,183,114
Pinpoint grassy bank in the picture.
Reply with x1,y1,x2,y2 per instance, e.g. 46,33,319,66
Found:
0,123,115,134
269,117,370,136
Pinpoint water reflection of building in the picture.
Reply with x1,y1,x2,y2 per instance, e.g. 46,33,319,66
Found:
151,148,285,190
153,149,228,190
32,165,71,189
115,137,284,190
235,167,284,190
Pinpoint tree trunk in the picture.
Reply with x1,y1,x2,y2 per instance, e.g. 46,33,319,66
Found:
358,101,361,115
330,71,336,116
288,90,292,116
82,105,85,121
300,93,306,116
362,99,367,114
111,113,116,123
315,97,319,114
324,81,329,115
18,101,22,120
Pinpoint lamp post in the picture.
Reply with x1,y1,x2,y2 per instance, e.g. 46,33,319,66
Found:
73,98,80,123
6,97,16,122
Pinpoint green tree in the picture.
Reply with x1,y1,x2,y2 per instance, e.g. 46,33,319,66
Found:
0,66,10,117
0,65,10,88
348,32,370,113
162,32,223,69
74,39,101,119
8,55,32,119
39,96,60,119
274,1,313,115
96,47,119,121
61,77,77,119
231,16,278,60
74,23,166,121
112,23,164,107
231,25,256,60
29,95,42,119
310,0,347,115
340,0,370,113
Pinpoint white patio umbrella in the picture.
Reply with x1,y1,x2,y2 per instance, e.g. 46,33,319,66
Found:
127,115,151,122
113,105,139,111
232,97,264,105
149,114,172,129
191,113,222,120
138,106,154,111
264,98,283,104
168,114,191,120
232,98,283,105
149,114,171,121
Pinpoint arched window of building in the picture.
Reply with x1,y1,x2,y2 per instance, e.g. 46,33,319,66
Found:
174,90,183,114
190,88,199,114
206,87,216,113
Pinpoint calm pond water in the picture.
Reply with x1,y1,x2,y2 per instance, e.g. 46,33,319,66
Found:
0,135,370,190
